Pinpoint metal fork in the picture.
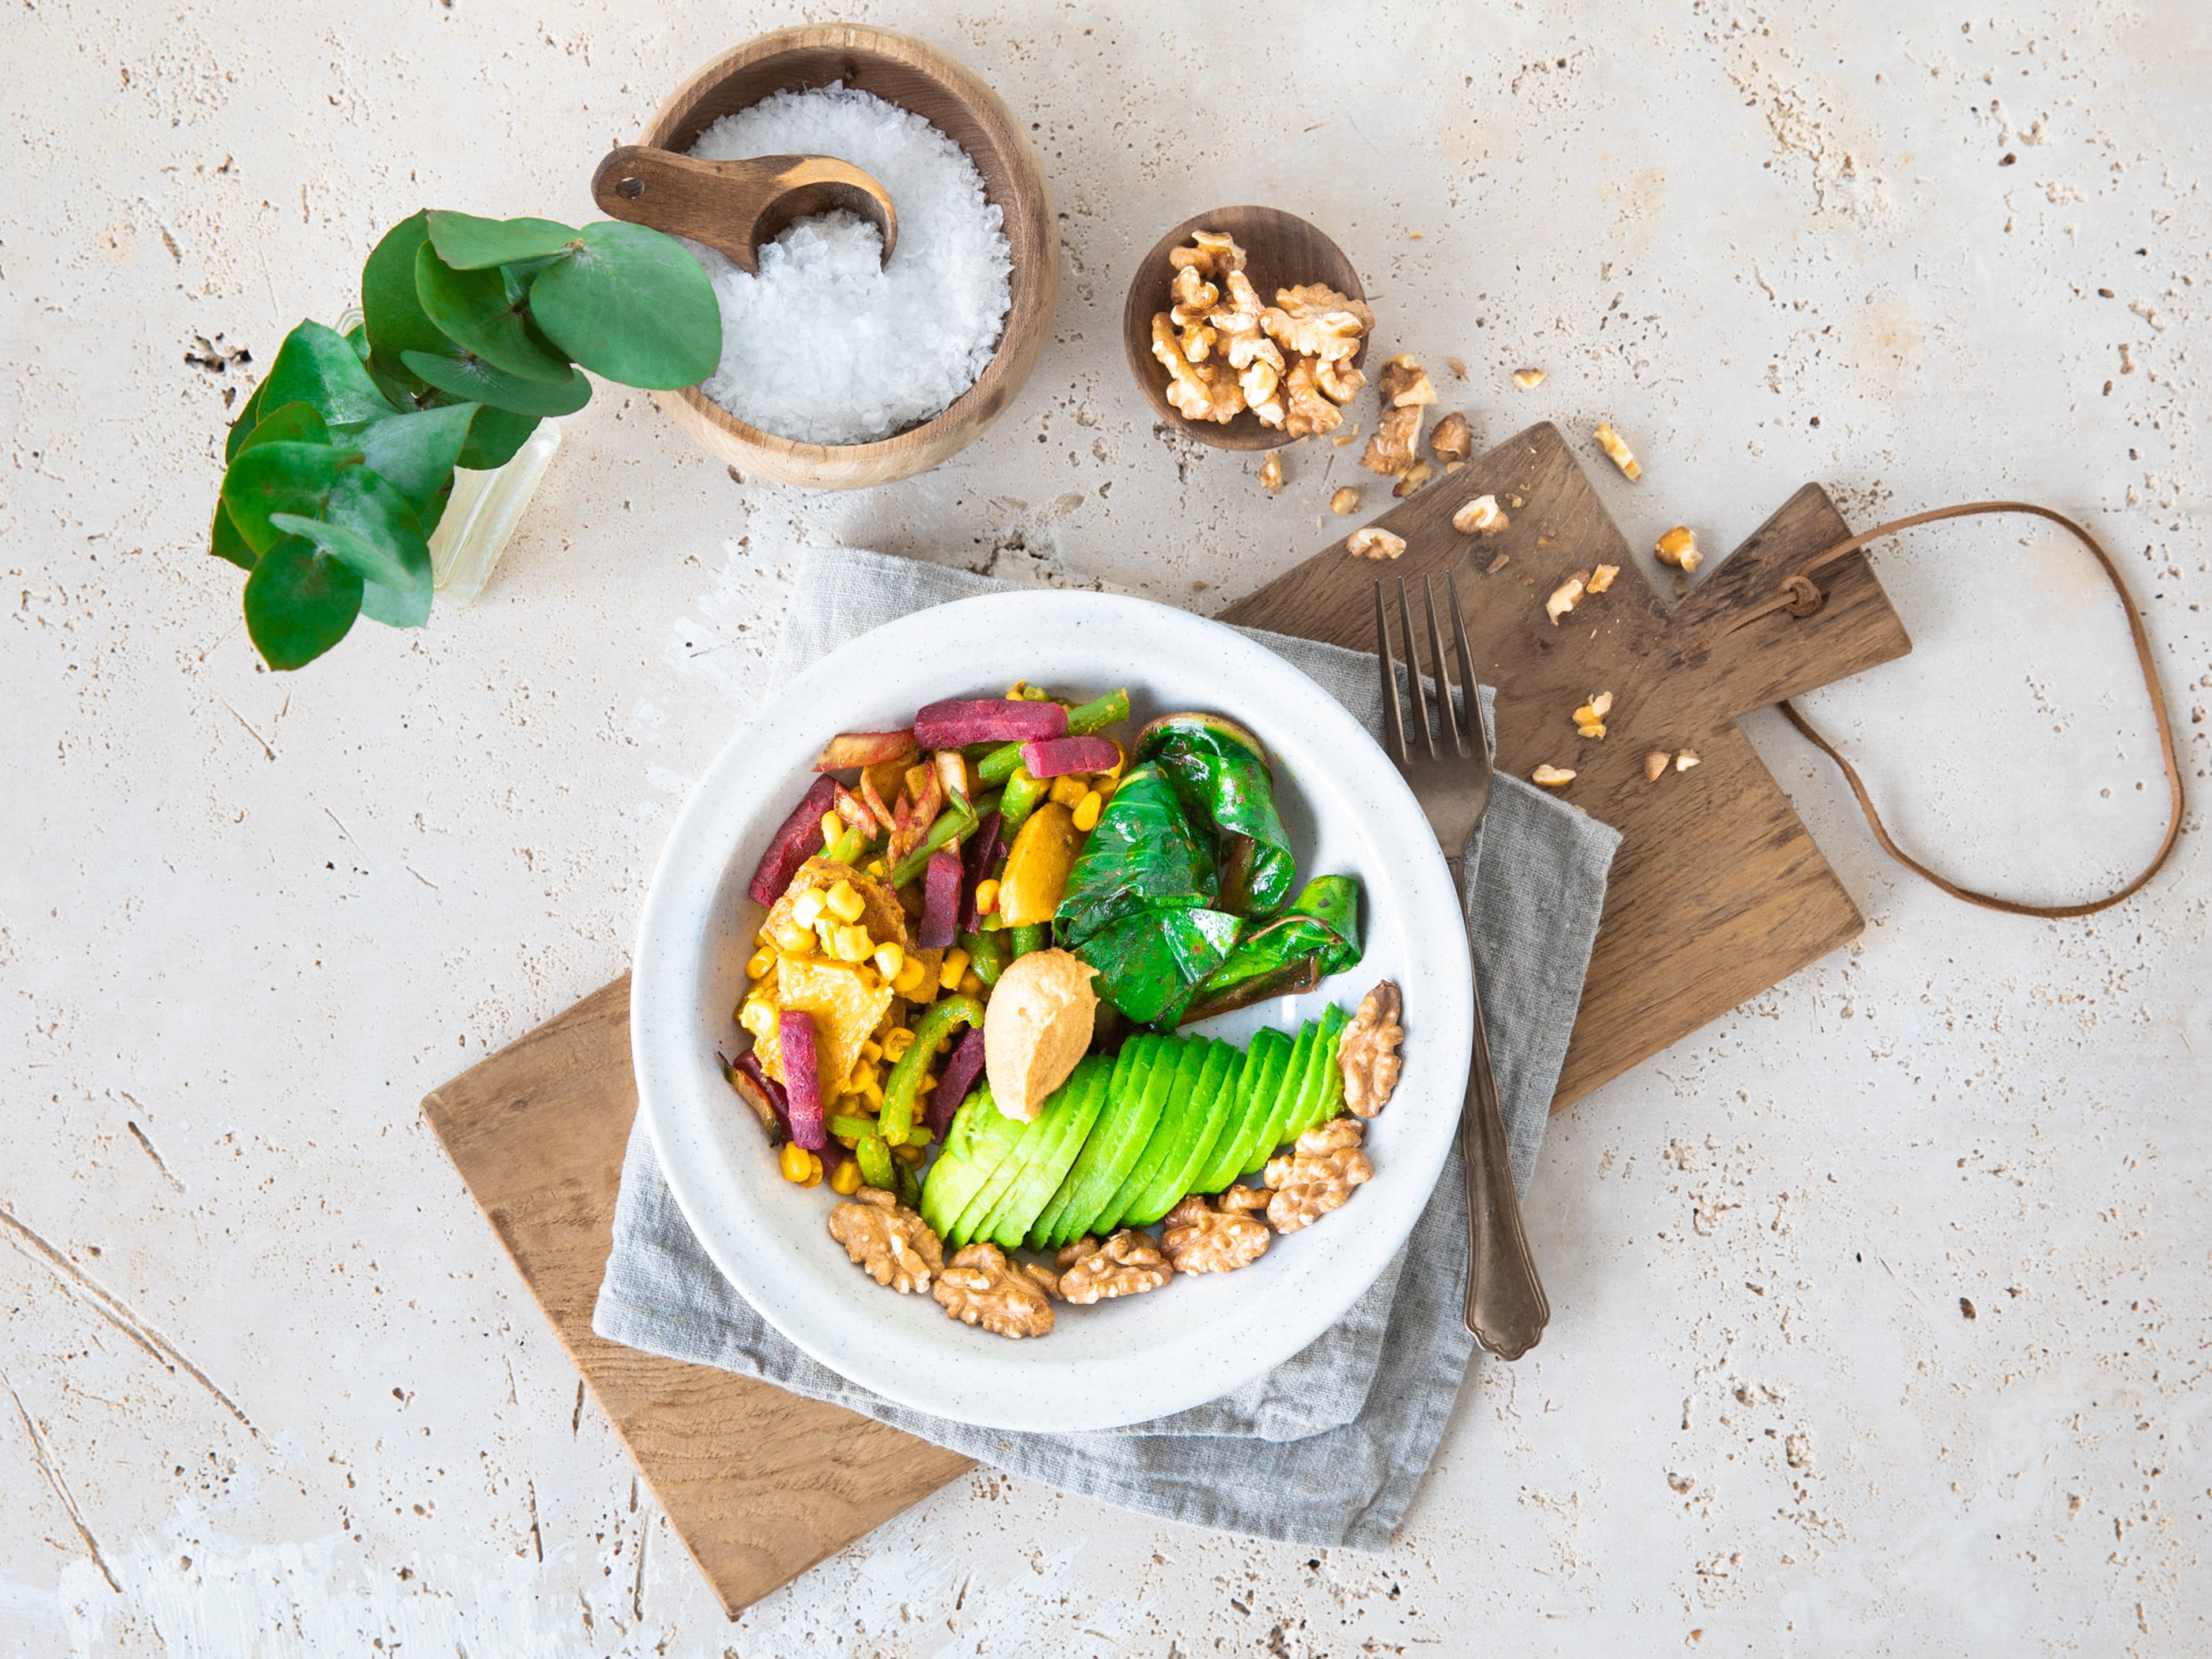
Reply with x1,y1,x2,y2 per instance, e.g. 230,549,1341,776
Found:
1374,571,1550,1361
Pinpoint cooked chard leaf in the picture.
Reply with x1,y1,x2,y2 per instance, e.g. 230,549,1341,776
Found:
1054,762,1215,946
1178,876,1363,1025
1080,906,1245,1028
1137,723,1295,916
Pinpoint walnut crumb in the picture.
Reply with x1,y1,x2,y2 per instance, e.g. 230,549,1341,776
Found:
1330,486,1362,515
1346,526,1407,561
1532,764,1577,787
1453,494,1508,537
1594,421,1641,479
1573,691,1613,739
1263,1116,1373,1233
1654,525,1702,574
1377,354,1438,408
1645,750,1671,782
1545,573,1588,624
1512,368,1546,389
1447,355,1468,379
1675,748,1702,772
1586,563,1619,593
1160,1195,1270,1275
1361,405,1422,476
1340,982,1403,1119
1258,451,1285,494
1392,460,1433,497
1430,411,1472,461
1486,551,1511,573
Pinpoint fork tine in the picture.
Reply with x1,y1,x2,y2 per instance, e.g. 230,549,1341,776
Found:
1373,581,1407,763
1445,568,1490,763
1396,575,1436,758
1422,573,1465,756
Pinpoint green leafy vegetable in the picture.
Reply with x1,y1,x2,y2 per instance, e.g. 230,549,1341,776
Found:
1075,906,1245,1028
1054,762,1217,946
1137,717,1295,916
1179,876,1362,1024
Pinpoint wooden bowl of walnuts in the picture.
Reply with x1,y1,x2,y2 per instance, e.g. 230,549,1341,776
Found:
1123,205,1371,452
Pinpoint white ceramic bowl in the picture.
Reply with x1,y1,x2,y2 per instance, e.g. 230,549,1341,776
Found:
632,590,1472,1431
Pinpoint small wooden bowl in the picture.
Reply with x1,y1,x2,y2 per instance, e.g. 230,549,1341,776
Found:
1123,206,1369,452
639,25,1059,491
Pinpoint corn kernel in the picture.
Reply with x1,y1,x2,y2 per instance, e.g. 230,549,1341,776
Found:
820,811,843,847
893,956,929,996
791,888,827,927
974,877,1001,916
1096,740,1126,780
804,1150,825,1186
755,923,775,948
1048,773,1088,808
873,941,905,980
1005,680,1031,700
824,880,866,923
779,1142,813,1184
739,997,776,1040
915,1072,937,1092
847,1060,880,1096
940,948,971,990
893,1142,926,1168
745,949,775,980
882,1027,916,1060
1071,789,1104,832
828,1156,863,1195
771,922,810,955
859,1039,884,1065
859,1078,884,1108
958,970,984,997
864,858,887,877
832,924,873,964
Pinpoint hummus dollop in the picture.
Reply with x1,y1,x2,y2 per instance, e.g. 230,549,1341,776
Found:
983,949,1100,1121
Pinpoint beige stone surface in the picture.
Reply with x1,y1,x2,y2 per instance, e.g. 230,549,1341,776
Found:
2,1,2207,1653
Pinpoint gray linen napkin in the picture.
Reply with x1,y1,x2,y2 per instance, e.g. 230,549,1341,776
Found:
593,547,1619,1549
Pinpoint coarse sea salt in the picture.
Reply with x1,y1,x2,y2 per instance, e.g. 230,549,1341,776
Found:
686,85,1014,448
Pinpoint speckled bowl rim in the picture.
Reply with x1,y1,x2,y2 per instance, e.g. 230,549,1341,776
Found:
631,590,1472,1432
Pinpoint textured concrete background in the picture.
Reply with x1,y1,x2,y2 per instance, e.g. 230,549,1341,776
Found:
3,1,2207,1653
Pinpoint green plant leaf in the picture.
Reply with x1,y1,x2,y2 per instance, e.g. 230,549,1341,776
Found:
424,210,579,270
270,467,434,626
211,499,256,572
414,243,574,384
224,377,270,464
456,405,541,470
402,349,590,417
234,400,332,455
342,402,478,519
527,221,722,388
221,441,363,556
256,321,399,428
244,537,364,670
362,213,451,371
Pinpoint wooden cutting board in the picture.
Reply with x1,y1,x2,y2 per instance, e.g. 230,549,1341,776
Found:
421,420,1907,1613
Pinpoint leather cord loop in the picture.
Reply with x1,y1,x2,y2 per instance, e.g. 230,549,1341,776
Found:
1745,502,2184,920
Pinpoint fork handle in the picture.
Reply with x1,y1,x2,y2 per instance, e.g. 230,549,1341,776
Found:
1458,944,1550,1359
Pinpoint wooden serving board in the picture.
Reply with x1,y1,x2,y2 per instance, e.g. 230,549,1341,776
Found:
421,421,1907,1613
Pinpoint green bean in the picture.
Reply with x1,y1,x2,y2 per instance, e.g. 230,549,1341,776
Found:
998,766,1048,838
877,993,984,1145
1009,923,1049,960
830,1113,879,1143
856,1134,895,1191
824,823,869,866
887,807,976,888
958,928,1007,988
975,689,1130,784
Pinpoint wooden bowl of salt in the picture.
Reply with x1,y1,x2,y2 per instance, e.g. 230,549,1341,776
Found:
639,25,1058,491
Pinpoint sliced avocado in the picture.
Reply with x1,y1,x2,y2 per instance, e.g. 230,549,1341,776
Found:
1238,1019,1320,1176
1123,1037,1241,1225
944,1089,1046,1248
1049,1033,1181,1247
1188,1027,1292,1194
1029,1037,1156,1248
1094,1037,1208,1234
983,1056,1114,1249
919,1084,1025,1238
1283,1004,1351,1142
963,1058,1100,1247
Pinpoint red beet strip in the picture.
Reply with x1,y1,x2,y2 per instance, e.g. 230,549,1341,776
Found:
913,699,1069,747
814,729,917,771
1021,734,1122,778
928,1027,988,1138
959,809,1005,931
920,850,963,948
777,1011,827,1151
748,775,836,905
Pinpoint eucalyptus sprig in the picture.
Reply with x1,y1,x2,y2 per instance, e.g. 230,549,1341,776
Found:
211,211,722,669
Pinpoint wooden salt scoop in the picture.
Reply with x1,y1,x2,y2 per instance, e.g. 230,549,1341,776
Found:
589,147,897,275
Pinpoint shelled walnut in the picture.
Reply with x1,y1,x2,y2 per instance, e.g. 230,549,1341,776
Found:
1452,494,1508,537
1392,460,1433,497
1263,285,1374,361
1361,406,1422,477
1054,1230,1175,1303
1378,354,1438,410
932,1241,1056,1338
1346,525,1407,560
1654,525,1702,574
1330,486,1362,515
1283,356,1343,439
1594,420,1642,480
1160,1192,1271,1275
1545,571,1588,624
1263,1116,1373,1233
1532,764,1576,788
1339,982,1403,1119
1430,412,1472,462
1259,451,1285,493
828,1188,944,1294
1586,563,1619,593
1573,691,1613,739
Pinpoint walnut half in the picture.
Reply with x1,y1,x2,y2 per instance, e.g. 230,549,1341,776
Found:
828,1187,944,1294
1346,526,1407,561
1160,1193,1271,1275
1340,981,1404,1119
1054,1230,1174,1304
1264,1116,1373,1233
932,1241,1056,1338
